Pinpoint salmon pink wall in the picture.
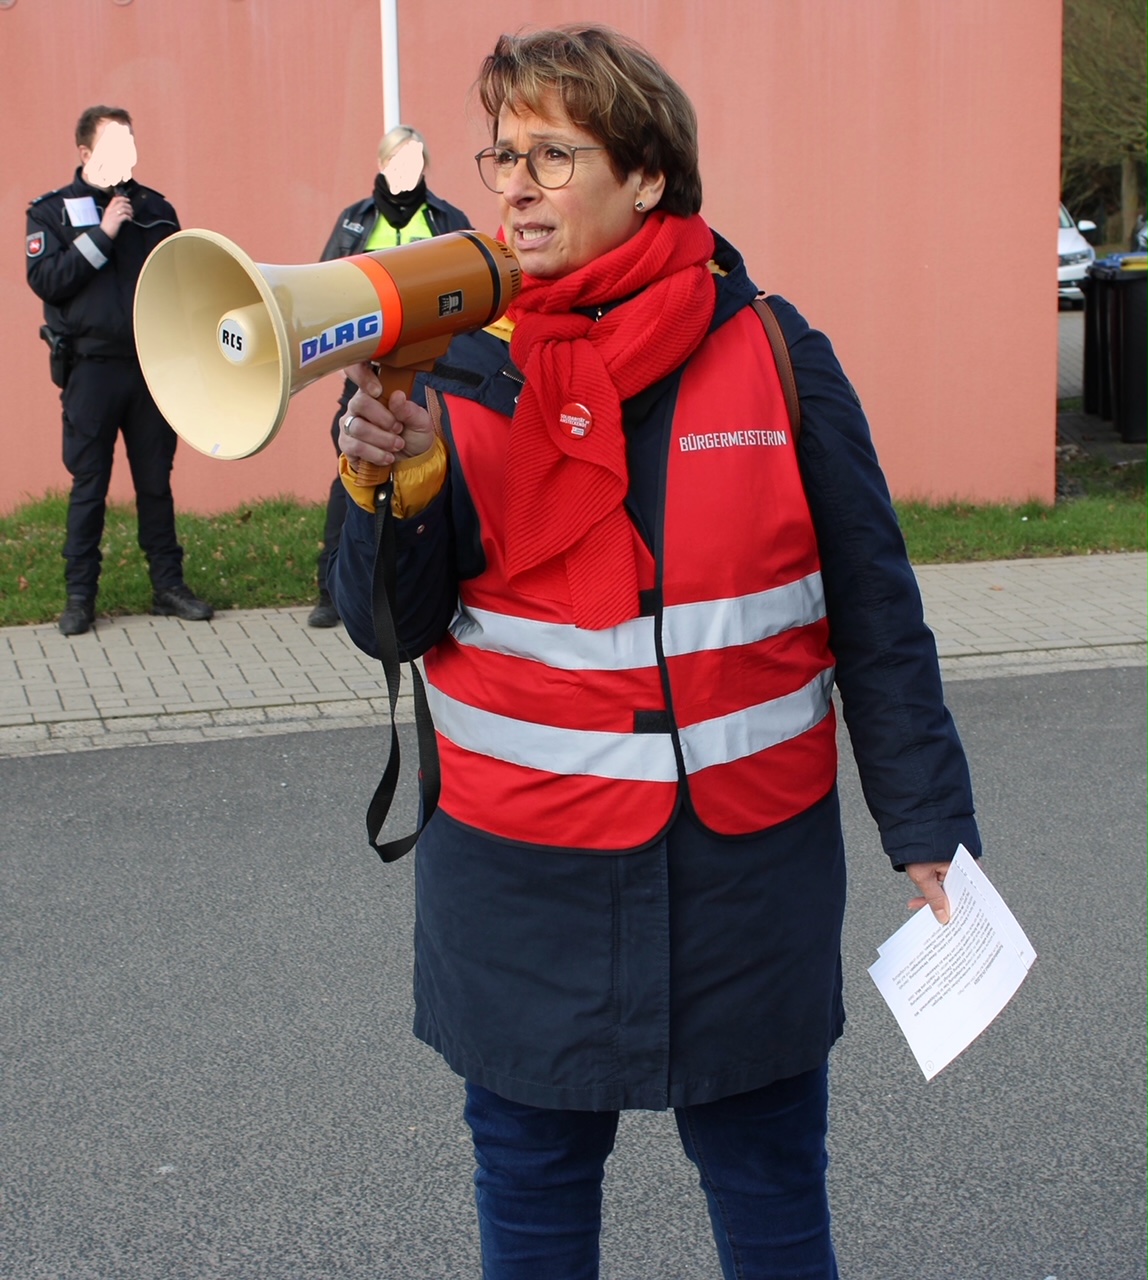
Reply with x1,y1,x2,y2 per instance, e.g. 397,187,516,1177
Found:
0,0,1062,517
0,0,384,518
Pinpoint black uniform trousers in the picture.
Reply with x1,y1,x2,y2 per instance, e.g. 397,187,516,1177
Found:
61,357,183,597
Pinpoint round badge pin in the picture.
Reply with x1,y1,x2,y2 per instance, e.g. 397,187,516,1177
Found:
559,403,593,438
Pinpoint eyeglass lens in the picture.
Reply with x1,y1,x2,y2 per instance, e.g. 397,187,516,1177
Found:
477,144,579,192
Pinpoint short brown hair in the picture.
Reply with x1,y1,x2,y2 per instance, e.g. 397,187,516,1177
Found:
75,106,132,150
476,25,702,217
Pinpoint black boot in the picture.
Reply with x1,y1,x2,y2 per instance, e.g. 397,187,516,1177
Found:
152,584,214,621
59,595,96,636
307,591,340,628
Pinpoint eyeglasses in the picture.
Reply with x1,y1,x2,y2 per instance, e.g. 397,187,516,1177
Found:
474,143,605,193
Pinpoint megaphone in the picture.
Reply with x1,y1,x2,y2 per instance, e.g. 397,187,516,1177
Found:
133,228,521,468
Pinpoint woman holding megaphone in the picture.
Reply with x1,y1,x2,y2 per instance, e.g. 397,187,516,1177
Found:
334,25,980,1280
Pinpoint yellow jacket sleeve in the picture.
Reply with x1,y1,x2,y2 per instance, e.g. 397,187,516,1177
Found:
339,434,448,517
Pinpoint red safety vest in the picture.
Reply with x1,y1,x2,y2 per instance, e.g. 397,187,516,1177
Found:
423,306,838,850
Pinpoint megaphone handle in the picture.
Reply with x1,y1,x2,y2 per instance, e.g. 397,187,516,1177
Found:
349,365,418,489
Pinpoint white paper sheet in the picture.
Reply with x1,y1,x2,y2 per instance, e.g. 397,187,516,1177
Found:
868,845,1036,1080
63,196,100,227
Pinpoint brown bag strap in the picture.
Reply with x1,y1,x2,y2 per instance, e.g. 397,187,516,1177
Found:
425,385,445,438
752,296,801,440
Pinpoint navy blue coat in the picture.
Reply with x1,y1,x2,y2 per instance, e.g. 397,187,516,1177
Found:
333,235,980,1110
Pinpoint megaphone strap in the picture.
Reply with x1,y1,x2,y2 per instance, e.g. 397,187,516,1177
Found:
364,480,441,862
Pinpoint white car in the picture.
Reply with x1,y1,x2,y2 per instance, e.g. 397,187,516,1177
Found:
1058,203,1096,306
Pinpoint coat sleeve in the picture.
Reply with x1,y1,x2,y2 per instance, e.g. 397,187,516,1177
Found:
770,296,982,869
331,333,503,662
319,203,358,262
319,222,344,261
331,476,463,662
26,201,114,307
426,191,474,235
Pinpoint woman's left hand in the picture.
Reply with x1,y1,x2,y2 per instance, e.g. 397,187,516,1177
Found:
905,861,952,924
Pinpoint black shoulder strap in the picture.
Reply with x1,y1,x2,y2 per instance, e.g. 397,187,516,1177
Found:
752,296,801,440
363,390,445,862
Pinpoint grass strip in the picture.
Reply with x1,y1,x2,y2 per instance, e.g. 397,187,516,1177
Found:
1,456,1143,628
0,494,325,627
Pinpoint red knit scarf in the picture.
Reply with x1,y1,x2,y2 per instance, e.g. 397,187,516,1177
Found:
504,211,717,629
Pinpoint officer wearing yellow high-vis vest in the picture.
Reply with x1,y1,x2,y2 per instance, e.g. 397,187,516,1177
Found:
307,126,472,627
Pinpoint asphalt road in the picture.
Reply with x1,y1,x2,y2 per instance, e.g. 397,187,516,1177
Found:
2,667,1145,1280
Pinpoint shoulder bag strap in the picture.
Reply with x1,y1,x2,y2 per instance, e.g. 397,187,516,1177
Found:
752,296,801,440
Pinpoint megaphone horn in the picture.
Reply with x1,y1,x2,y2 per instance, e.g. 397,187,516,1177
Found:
133,228,521,463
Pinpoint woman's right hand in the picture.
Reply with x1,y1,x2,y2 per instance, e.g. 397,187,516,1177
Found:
339,362,436,469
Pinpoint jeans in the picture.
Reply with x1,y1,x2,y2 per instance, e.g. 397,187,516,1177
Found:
464,1064,838,1280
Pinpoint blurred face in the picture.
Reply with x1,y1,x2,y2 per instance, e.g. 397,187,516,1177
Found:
495,92,664,279
79,119,137,189
380,138,425,194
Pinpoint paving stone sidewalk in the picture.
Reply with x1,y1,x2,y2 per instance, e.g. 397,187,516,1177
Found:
0,553,1144,759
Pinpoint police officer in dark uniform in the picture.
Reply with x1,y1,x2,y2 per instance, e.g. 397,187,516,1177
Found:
26,105,213,636
306,124,471,627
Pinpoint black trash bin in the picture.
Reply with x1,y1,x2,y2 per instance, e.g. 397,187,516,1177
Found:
1082,254,1147,443
1081,272,1110,420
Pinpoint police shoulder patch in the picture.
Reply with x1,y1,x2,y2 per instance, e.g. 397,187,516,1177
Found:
26,232,45,258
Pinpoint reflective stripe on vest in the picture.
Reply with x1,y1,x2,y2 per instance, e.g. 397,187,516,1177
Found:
364,205,435,250
450,570,826,667
424,305,838,850
428,666,834,780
